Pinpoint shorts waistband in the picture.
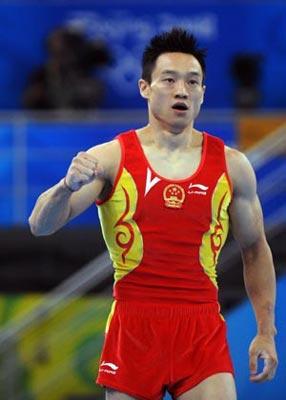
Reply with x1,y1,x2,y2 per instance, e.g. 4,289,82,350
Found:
115,300,220,317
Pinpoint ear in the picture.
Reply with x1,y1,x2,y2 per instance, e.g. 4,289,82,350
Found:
200,85,206,105
138,79,151,99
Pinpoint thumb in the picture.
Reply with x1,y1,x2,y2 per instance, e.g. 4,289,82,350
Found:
249,351,258,375
94,163,105,179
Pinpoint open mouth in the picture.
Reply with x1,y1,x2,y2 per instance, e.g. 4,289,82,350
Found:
172,102,189,111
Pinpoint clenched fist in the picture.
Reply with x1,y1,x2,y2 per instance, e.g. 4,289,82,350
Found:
249,334,278,382
64,152,105,192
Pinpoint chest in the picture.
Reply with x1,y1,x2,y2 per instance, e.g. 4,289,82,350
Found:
142,145,202,180
120,165,232,238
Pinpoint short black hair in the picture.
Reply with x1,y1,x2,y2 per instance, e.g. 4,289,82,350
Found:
141,27,207,83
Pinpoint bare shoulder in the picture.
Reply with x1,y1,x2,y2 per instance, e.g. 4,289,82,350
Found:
225,146,257,197
87,139,121,158
87,139,121,182
225,146,265,246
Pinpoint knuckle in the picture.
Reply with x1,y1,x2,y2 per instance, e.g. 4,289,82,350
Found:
70,166,77,174
269,357,277,366
74,152,85,161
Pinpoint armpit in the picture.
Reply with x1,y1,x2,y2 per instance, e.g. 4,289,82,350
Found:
97,179,113,202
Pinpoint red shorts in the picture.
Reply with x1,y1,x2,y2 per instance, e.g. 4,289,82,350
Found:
96,301,234,400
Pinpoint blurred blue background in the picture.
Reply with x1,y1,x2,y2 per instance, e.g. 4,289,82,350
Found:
0,0,286,110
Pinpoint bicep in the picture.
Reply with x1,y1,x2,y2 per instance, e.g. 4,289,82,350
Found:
227,147,265,248
229,193,265,249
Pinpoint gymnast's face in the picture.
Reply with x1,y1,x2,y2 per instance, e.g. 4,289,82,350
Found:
139,52,205,132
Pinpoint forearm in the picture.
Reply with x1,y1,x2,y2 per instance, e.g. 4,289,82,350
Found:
242,237,276,337
29,178,73,236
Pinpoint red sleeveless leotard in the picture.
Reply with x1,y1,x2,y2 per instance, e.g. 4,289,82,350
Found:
96,130,232,304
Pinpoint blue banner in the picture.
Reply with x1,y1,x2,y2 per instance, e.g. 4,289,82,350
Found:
0,1,286,109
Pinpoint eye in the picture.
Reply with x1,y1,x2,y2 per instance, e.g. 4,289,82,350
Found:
189,80,199,85
163,78,175,83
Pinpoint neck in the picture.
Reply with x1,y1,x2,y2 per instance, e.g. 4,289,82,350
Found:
143,116,196,151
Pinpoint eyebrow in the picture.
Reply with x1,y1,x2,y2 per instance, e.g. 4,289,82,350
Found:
161,70,201,77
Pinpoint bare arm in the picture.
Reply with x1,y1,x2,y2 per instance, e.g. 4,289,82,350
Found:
29,140,120,236
226,147,278,382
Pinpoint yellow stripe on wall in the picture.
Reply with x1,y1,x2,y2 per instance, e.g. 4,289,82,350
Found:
0,294,112,400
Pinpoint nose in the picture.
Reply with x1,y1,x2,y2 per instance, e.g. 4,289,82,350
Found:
174,80,189,99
